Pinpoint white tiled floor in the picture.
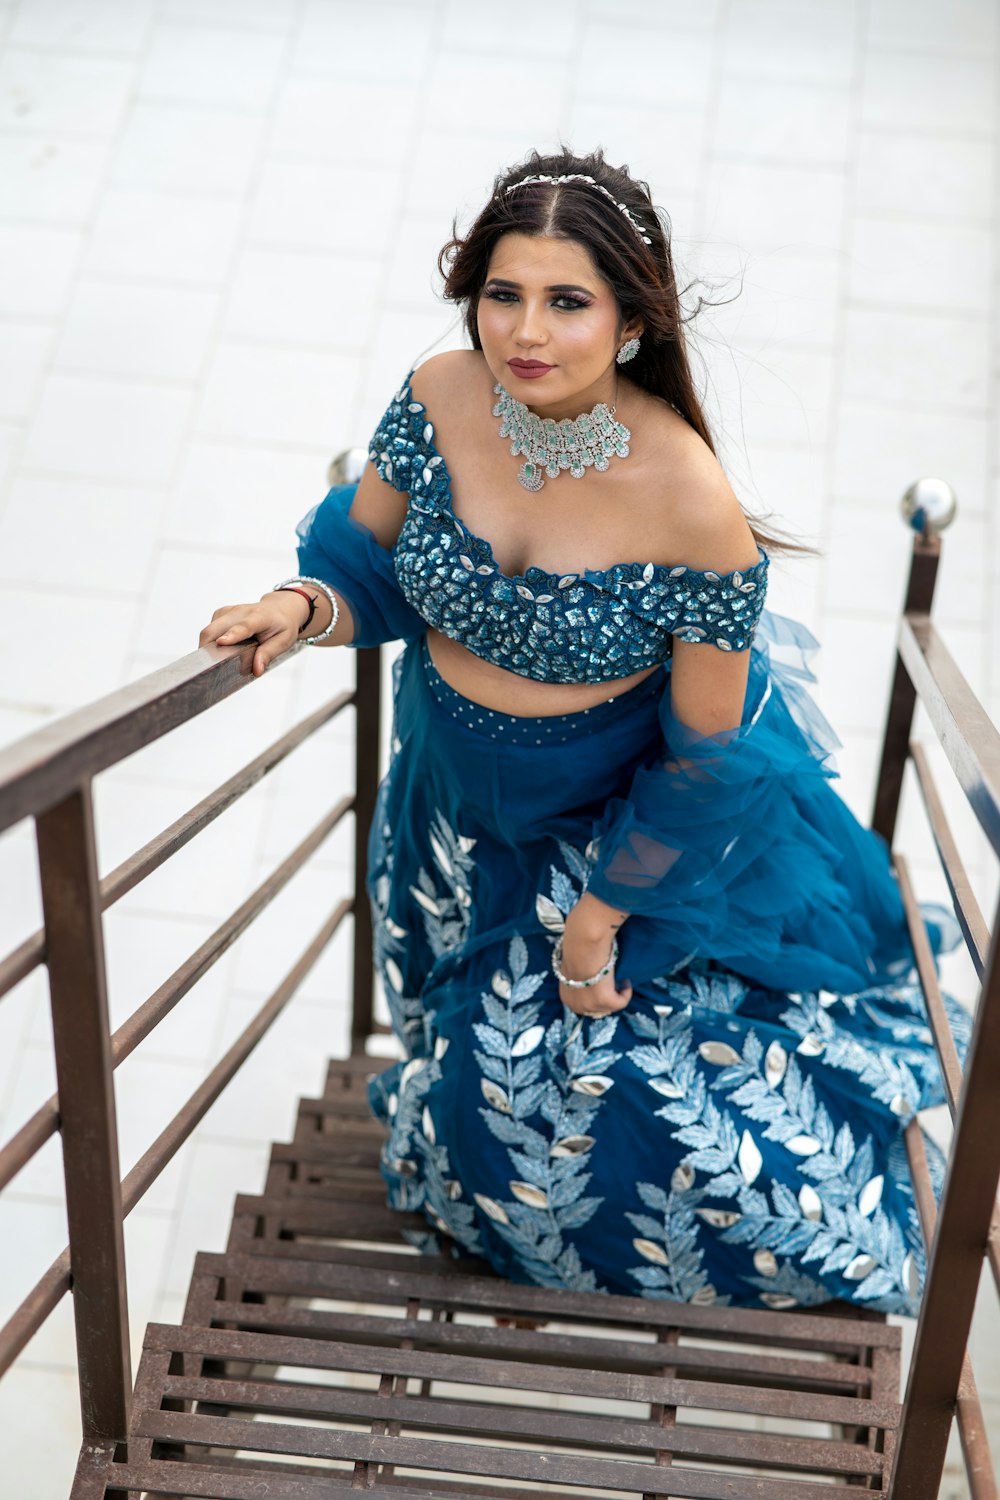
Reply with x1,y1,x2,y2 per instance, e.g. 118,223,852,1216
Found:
0,1,997,1495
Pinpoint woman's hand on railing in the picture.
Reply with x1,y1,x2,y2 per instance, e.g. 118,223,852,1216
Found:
199,593,308,678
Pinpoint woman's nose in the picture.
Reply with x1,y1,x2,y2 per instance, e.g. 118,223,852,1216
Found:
513,303,547,347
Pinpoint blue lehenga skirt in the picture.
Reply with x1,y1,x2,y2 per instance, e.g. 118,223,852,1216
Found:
366,626,963,1315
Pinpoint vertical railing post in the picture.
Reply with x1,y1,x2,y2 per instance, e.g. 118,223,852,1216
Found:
351,647,382,1044
871,530,941,844
35,784,131,1443
890,896,1000,1496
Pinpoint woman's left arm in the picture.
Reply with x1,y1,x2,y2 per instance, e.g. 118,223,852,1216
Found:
558,467,760,1015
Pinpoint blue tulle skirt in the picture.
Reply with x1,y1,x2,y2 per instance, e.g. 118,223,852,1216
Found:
366,620,963,1314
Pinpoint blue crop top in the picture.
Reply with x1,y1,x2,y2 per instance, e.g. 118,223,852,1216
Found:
296,371,769,682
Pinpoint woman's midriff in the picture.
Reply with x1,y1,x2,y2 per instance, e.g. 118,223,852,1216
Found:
426,627,664,717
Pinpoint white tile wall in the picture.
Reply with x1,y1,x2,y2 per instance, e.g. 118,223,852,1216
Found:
7,0,157,54
22,372,194,483
0,48,134,134
0,1,997,1495
112,102,266,196
0,134,109,223
0,222,82,314
85,188,244,283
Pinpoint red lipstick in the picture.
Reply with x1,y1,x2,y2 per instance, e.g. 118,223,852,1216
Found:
508,359,554,379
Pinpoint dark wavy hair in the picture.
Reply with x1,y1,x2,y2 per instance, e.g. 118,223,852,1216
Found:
438,147,809,556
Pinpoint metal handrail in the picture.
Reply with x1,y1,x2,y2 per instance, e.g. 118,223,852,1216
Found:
0,686,353,1004
0,643,290,834
867,491,1000,1498
0,792,353,1198
0,635,382,1449
897,615,1000,855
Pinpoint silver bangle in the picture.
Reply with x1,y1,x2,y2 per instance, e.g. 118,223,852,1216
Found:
272,575,340,643
551,934,618,989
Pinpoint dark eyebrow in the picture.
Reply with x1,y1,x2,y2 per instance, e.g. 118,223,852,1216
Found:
485,277,596,296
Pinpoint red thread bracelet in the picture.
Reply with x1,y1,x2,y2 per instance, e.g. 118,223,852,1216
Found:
276,585,317,633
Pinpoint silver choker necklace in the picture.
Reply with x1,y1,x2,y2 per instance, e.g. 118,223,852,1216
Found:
492,382,631,492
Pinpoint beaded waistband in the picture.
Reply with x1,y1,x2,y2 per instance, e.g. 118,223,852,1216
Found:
419,636,663,747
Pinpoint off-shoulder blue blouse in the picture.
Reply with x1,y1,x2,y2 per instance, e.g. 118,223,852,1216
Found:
366,373,769,683
294,371,936,987
297,373,769,679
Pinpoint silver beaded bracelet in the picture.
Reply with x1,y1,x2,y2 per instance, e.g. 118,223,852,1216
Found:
272,575,340,644
551,934,619,989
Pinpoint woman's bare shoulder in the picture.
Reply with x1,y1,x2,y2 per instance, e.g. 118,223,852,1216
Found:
632,394,760,573
411,349,490,405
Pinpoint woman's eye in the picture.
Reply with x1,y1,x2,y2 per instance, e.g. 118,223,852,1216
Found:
483,288,590,311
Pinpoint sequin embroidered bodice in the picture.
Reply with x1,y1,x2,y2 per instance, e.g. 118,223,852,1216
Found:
369,373,769,685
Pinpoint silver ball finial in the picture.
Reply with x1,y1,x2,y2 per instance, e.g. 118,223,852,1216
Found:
327,447,368,487
900,477,957,536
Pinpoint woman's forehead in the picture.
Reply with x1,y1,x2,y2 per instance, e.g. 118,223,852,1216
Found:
485,232,604,286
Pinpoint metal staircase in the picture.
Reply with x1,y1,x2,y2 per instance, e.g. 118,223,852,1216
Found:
2,488,998,1498
81,1050,902,1498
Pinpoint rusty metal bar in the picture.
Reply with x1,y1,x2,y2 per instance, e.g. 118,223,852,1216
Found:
896,837,1000,1308
92,1466,437,1499
896,615,1000,856
143,1321,901,1430
893,899,1000,1496
98,688,352,909
990,1210,1000,1304
871,533,940,843
0,930,42,1007
0,1098,58,1194
108,794,352,1067
350,648,381,1043
896,851,1000,1305
195,1279,882,1392
894,853,965,1115
909,741,990,978
0,641,284,836
156,1368,886,1477
35,787,131,1443
94,1460,872,1500
903,1121,999,1500
197,1246,901,1349
0,900,349,1379
904,1120,939,1250
120,899,351,1214
0,795,352,1196
957,1358,1000,1500
0,1252,70,1378
130,1405,876,1499
0,689,352,1005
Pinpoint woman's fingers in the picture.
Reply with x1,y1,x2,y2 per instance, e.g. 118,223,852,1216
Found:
199,608,252,646
198,602,299,676
200,602,289,646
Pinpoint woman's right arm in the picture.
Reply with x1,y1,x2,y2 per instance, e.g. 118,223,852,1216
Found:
198,460,410,677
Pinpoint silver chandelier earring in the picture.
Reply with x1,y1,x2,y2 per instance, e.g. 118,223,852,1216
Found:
616,337,640,365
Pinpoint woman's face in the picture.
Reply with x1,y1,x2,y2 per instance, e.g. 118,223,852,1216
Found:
477,232,635,418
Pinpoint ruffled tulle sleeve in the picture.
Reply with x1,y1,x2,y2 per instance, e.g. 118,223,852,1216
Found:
588,612,924,994
295,483,426,649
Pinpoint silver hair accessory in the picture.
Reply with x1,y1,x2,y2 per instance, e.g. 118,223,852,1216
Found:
551,934,619,989
616,337,640,364
505,173,653,246
492,382,631,492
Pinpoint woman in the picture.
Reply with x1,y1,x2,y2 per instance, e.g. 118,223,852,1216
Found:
200,149,960,1314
